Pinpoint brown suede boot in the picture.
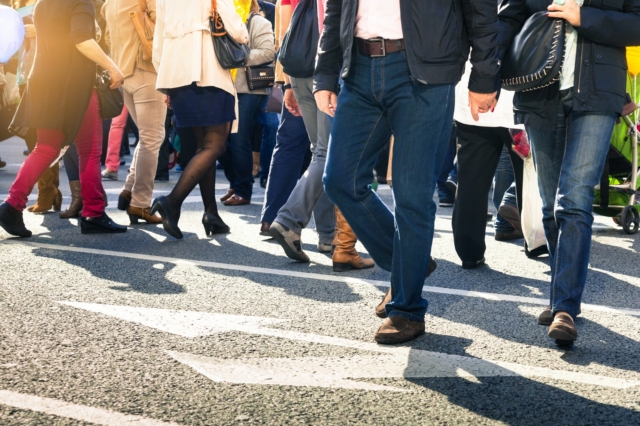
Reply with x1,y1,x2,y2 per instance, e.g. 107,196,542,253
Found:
59,180,83,219
27,163,62,214
332,207,375,272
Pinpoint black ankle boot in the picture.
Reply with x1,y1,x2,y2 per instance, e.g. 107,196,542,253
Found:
150,196,183,239
0,202,32,237
80,213,127,234
202,212,230,236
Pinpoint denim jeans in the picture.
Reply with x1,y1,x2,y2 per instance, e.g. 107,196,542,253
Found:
257,106,279,180
526,89,617,318
62,142,80,181
274,76,335,245
493,146,517,233
324,50,455,321
437,125,458,200
260,105,311,224
221,93,267,200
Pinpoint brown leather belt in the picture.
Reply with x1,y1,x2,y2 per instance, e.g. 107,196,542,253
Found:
356,38,405,57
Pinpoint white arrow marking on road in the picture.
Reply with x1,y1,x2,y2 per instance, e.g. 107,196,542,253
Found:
62,302,640,390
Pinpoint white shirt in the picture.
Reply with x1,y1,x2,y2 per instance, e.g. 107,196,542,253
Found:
355,0,403,40
560,0,584,90
454,61,524,129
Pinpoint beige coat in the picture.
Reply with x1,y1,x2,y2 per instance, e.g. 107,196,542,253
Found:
153,0,248,96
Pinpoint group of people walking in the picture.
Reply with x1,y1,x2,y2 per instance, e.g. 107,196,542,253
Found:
1,0,639,348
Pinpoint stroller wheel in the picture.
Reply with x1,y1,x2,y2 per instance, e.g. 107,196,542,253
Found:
620,206,640,235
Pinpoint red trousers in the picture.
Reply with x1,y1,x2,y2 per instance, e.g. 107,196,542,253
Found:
105,105,128,172
6,91,105,218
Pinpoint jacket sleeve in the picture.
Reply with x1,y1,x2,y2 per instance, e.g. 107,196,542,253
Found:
459,0,502,93
577,0,640,47
313,0,342,94
247,17,276,66
218,0,249,44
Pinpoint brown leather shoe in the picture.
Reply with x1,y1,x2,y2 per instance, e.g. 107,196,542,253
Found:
375,257,437,318
538,306,553,326
127,206,163,224
223,194,250,206
548,311,578,345
374,316,425,345
220,188,234,202
260,222,271,236
332,207,375,272
59,180,83,219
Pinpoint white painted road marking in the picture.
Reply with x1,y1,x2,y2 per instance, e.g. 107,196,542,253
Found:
63,302,640,390
0,389,181,426
6,240,640,317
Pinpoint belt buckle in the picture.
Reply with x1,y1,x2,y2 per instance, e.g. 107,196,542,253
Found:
368,38,386,57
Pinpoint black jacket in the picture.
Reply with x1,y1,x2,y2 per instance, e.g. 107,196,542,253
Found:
313,0,502,95
499,0,640,129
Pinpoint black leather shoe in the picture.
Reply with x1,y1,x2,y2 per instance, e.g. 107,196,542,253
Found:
0,202,32,237
154,173,169,182
462,257,485,269
80,213,127,234
150,196,183,239
202,212,230,236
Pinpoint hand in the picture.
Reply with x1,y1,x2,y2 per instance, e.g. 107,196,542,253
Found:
314,90,338,117
468,91,498,122
24,24,36,39
108,67,124,89
164,95,172,109
548,0,581,27
284,88,301,116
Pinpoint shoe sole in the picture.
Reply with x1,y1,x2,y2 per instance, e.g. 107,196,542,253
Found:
498,206,522,232
268,227,309,262
375,330,425,345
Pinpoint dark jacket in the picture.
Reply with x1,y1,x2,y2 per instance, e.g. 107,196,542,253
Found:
10,0,96,146
314,0,502,95
499,0,640,129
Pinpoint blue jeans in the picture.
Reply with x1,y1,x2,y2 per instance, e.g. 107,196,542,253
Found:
493,146,517,233
257,106,279,180
260,105,311,224
526,89,617,318
324,50,455,321
62,143,80,181
220,93,267,200
437,126,457,200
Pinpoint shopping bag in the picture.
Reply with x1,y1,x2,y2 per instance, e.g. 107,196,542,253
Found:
522,156,547,252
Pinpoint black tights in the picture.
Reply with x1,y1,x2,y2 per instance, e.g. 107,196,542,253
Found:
166,123,230,220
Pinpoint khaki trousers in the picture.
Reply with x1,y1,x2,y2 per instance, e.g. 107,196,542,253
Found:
122,68,167,208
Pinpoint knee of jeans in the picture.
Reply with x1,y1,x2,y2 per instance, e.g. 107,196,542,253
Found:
323,169,345,203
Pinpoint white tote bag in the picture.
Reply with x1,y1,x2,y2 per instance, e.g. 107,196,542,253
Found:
521,156,547,251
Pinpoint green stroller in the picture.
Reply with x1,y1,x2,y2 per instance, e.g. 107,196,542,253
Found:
593,74,640,234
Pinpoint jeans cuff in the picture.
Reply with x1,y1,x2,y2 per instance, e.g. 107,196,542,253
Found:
387,310,425,323
552,304,580,320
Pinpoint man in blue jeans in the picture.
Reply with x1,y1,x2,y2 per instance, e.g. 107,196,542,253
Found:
315,0,501,344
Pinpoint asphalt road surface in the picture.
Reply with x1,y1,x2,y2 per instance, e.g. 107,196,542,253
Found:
1,136,640,425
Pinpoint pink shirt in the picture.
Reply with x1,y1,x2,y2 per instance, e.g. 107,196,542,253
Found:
355,0,403,40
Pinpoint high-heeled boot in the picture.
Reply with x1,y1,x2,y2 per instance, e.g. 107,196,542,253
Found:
59,180,83,219
332,206,375,272
27,163,62,214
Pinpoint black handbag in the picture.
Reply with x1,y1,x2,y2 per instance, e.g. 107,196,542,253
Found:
279,0,318,79
244,14,275,90
210,0,250,70
96,71,124,120
501,12,566,92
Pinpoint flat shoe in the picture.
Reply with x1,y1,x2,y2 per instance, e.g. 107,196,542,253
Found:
223,195,250,206
374,316,425,345
548,311,578,345
220,188,234,202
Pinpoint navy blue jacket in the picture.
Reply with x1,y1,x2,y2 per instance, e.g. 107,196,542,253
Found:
499,0,640,128
313,0,502,95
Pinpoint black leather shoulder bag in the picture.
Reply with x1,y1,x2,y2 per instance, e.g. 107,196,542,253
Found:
96,71,124,120
210,0,251,70
501,12,566,92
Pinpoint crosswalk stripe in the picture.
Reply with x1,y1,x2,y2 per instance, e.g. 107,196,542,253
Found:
4,239,640,317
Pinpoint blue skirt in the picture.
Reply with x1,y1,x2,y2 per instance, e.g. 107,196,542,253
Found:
168,83,235,128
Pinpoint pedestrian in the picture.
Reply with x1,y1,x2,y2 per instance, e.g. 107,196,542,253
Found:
317,0,500,343
499,0,640,345
0,0,127,237
102,0,167,225
150,0,248,239
219,1,276,207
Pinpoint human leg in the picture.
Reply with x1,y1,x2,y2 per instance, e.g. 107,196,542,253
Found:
437,125,458,204
452,123,506,264
104,105,128,177
258,104,278,184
